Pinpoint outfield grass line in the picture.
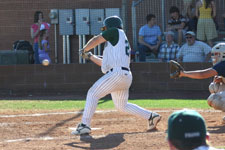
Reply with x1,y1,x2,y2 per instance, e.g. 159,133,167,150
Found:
0,109,221,118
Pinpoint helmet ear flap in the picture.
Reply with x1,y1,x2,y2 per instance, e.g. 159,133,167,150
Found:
211,43,225,65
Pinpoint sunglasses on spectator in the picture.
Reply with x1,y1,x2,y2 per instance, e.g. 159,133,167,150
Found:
186,36,193,39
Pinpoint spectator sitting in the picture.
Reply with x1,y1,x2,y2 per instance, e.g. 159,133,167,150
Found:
187,0,198,32
177,31,211,62
167,6,188,46
138,14,162,62
158,31,180,62
167,109,223,150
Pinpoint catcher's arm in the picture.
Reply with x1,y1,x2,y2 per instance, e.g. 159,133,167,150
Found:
180,68,217,79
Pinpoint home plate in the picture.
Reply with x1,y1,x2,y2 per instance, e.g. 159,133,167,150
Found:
69,127,101,131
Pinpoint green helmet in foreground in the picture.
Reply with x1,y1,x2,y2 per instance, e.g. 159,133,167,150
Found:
101,16,123,31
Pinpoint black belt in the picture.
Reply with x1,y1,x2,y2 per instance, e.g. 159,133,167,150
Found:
106,67,129,73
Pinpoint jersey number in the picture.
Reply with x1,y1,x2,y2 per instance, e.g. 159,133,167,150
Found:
125,40,130,57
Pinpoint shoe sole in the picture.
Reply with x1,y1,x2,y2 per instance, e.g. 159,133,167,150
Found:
71,130,91,135
71,132,90,135
71,127,91,135
149,116,162,130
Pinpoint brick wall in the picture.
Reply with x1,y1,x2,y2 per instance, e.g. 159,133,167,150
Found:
0,0,224,64
0,62,212,99
0,0,124,64
0,1,219,99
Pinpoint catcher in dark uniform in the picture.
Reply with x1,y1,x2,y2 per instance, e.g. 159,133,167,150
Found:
170,43,225,124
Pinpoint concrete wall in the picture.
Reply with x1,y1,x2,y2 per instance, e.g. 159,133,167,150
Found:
0,62,212,99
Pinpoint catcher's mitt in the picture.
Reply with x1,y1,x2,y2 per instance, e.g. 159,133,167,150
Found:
169,60,184,79
79,49,93,60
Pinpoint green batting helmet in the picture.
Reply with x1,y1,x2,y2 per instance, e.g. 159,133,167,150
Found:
101,16,123,31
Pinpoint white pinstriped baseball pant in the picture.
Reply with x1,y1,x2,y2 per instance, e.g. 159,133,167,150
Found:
81,67,153,127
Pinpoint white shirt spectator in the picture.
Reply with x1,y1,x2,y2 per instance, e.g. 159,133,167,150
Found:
177,41,211,62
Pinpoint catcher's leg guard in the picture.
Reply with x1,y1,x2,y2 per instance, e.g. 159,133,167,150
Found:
207,93,225,111
207,93,216,107
209,82,225,94
209,82,219,94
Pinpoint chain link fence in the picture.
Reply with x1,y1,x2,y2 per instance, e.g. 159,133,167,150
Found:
132,0,225,62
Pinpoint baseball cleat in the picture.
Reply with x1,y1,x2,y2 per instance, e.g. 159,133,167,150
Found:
71,123,91,135
222,116,225,124
148,113,161,130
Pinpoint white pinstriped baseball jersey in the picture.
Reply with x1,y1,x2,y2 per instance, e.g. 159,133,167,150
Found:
101,29,130,74
81,28,155,127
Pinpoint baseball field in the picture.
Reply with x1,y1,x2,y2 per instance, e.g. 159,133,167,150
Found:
0,99,225,150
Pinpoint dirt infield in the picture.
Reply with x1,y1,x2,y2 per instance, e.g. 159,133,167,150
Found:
0,109,225,150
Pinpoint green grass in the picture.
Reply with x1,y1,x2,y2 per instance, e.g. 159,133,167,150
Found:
0,99,210,110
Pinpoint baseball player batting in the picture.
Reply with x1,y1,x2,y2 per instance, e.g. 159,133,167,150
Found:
71,16,161,135
170,42,225,124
